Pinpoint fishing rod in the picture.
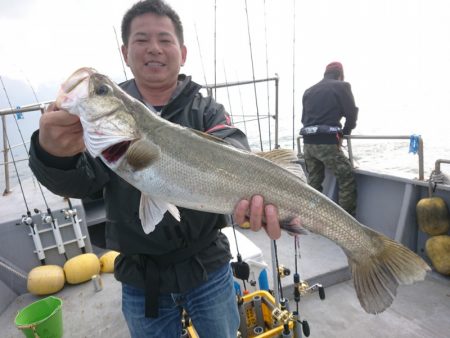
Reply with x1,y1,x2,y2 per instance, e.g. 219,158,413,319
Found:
23,71,88,256
194,22,208,87
222,63,235,123
1,76,68,260
244,0,264,151
20,70,39,103
291,0,297,150
234,71,248,135
292,234,327,337
113,26,128,81
292,235,306,337
0,75,46,265
7,73,68,260
214,0,217,99
263,0,272,150
4,73,87,259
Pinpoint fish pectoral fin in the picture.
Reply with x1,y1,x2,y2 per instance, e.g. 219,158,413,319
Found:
280,219,309,235
139,194,179,234
255,149,306,181
126,139,161,171
166,203,180,222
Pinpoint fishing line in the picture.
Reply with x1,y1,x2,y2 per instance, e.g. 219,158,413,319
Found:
234,71,248,135
1,76,45,264
22,71,87,256
291,0,297,150
2,74,71,260
263,0,272,150
14,92,69,261
244,0,264,151
193,22,208,87
0,76,30,211
222,63,235,122
21,72,86,256
19,70,39,102
213,0,217,99
113,26,128,81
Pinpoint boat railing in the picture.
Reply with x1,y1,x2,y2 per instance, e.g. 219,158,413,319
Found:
1,103,49,195
296,134,425,181
0,88,444,195
435,159,450,176
202,75,280,151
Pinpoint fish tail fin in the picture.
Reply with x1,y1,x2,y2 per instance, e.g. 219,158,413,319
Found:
349,234,430,314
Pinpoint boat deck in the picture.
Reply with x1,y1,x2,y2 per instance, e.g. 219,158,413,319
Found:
1,228,449,338
1,156,450,337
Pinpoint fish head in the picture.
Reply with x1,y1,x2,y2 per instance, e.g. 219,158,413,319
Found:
56,67,140,167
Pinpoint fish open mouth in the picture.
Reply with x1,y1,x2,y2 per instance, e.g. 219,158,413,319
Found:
101,141,132,163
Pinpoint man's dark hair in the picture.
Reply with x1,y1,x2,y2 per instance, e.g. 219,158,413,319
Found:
121,0,184,46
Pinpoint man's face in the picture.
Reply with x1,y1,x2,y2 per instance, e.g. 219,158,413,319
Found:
122,12,187,89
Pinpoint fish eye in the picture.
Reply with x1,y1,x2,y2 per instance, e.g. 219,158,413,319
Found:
95,84,110,96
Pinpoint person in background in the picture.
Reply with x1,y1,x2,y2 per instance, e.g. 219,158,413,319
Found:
28,0,284,337
300,62,359,216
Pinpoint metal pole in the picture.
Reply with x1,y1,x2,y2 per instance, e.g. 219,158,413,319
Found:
435,159,450,174
271,240,280,305
418,136,424,181
2,115,10,195
274,75,280,149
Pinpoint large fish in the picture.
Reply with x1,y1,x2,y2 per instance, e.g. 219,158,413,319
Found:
55,67,430,314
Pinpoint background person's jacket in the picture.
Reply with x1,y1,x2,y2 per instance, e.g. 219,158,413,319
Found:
301,74,358,144
29,74,250,317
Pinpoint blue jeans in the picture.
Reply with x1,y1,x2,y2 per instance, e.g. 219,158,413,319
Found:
122,263,240,338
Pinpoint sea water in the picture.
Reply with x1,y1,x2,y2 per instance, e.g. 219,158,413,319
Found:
1,105,449,193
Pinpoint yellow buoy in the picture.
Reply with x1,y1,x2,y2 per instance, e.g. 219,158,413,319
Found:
425,235,450,275
63,253,100,284
416,196,450,236
99,250,120,273
27,265,65,295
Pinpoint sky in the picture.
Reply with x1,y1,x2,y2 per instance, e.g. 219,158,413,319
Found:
1,0,450,143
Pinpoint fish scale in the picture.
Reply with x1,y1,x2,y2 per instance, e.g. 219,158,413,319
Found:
57,67,430,315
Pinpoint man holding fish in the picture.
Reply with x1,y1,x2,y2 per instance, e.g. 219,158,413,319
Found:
29,0,284,337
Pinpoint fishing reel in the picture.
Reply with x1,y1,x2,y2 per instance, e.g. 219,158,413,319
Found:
61,207,79,219
18,210,38,226
272,306,292,324
272,297,311,337
34,208,52,225
277,265,291,278
20,214,33,226
294,278,325,300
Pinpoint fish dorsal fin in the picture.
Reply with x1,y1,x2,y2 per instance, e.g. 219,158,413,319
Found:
139,194,180,234
256,149,306,181
191,129,230,145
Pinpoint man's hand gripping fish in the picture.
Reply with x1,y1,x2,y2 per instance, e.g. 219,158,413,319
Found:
55,67,430,314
